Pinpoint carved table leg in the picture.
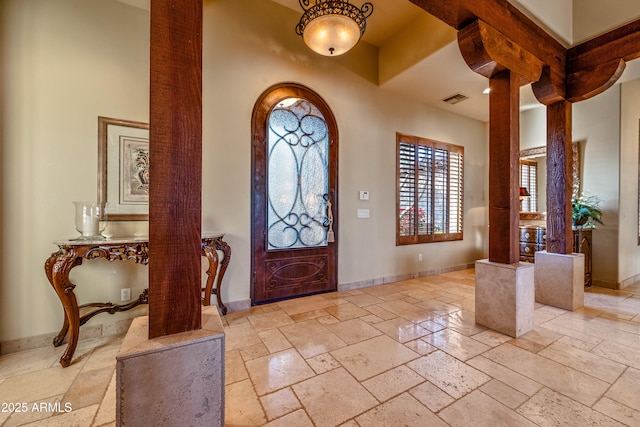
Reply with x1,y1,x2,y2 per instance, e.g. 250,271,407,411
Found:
202,244,219,307
48,250,83,367
45,250,81,348
214,238,231,315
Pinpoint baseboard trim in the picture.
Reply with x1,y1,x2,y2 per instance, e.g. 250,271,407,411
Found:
338,263,475,292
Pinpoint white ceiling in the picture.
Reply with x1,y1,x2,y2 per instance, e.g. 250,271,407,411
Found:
274,0,640,122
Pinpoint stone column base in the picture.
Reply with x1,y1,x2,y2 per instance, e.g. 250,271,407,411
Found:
475,259,535,338
535,251,584,311
116,306,225,426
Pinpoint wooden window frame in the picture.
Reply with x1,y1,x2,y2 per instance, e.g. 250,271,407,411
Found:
396,133,464,246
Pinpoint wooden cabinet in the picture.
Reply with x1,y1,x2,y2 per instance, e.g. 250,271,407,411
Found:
573,228,592,286
519,226,546,263
519,225,592,286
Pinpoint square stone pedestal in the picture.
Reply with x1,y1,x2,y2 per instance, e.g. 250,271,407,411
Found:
535,251,584,311
475,259,535,338
116,306,225,426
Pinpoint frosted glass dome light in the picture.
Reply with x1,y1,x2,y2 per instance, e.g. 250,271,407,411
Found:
296,0,373,57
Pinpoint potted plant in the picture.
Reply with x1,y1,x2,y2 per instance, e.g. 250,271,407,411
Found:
572,193,603,228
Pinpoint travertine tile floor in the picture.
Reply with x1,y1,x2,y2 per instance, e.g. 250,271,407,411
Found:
2,268,640,426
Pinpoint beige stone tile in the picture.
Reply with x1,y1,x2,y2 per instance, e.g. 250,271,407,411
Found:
62,366,114,411
377,300,439,323
538,340,626,383
292,368,378,427
356,393,447,427
290,309,331,322
404,338,437,355
0,362,84,403
508,327,562,352
338,420,360,427
224,322,262,352
342,293,385,307
592,339,640,369
258,329,292,354
361,365,425,402
483,343,610,406
260,387,301,420
423,329,490,361
604,367,640,411
20,404,98,427
326,318,382,344
323,303,370,321
245,348,315,395
263,409,314,427
276,295,336,316
479,379,529,409
247,310,295,333
593,396,640,426
225,349,249,385
372,317,431,343
0,345,64,379
80,338,123,373
433,310,486,336
408,380,455,412
364,304,398,321
553,334,599,352
280,319,346,358
2,395,63,427
439,390,537,427
471,329,512,347
316,314,340,325
225,378,267,426
92,370,116,426
305,353,341,374
539,319,604,348
415,299,462,316
418,319,447,333
359,314,384,324
331,335,419,381
239,342,270,361
517,388,626,427
467,356,543,396
407,351,490,399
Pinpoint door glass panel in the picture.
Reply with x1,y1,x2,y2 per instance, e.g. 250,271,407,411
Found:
267,97,329,250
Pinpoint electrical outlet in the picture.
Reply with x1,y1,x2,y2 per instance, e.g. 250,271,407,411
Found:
121,288,131,302
418,253,423,261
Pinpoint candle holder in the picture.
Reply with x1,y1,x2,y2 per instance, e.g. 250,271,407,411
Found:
73,202,107,240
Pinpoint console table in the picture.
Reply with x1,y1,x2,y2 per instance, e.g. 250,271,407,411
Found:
44,233,230,367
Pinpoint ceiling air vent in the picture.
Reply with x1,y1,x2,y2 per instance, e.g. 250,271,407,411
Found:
442,93,469,105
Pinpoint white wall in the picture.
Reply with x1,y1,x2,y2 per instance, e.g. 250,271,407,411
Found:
619,79,640,284
573,87,620,286
1,0,150,342
1,0,489,343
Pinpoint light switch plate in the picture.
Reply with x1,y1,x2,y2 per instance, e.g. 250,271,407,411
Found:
357,209,370,218
359,190,370,201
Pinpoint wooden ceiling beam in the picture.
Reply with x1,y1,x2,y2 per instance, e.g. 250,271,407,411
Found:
565,19,640,102
409,0,566,84
458,20,543,84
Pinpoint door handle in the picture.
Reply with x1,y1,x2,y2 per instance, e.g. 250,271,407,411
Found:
324,193,335,243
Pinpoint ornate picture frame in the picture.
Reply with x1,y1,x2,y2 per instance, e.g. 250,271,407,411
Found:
98,116,149,221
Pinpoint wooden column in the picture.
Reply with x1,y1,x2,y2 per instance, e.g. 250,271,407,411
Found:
148,0,203,338
488,70,520,264
545,101,573,254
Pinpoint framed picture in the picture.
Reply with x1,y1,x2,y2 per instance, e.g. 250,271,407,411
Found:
98,116,149,220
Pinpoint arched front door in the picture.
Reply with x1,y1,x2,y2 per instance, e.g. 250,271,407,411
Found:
251,82,338,304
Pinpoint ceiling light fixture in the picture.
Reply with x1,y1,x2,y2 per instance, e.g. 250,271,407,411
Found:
295,0,373,57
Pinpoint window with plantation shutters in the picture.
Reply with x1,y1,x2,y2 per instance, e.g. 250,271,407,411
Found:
520,159,537,212
397,133,463,245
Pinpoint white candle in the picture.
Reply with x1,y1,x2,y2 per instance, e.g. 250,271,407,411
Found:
82,209,99,237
